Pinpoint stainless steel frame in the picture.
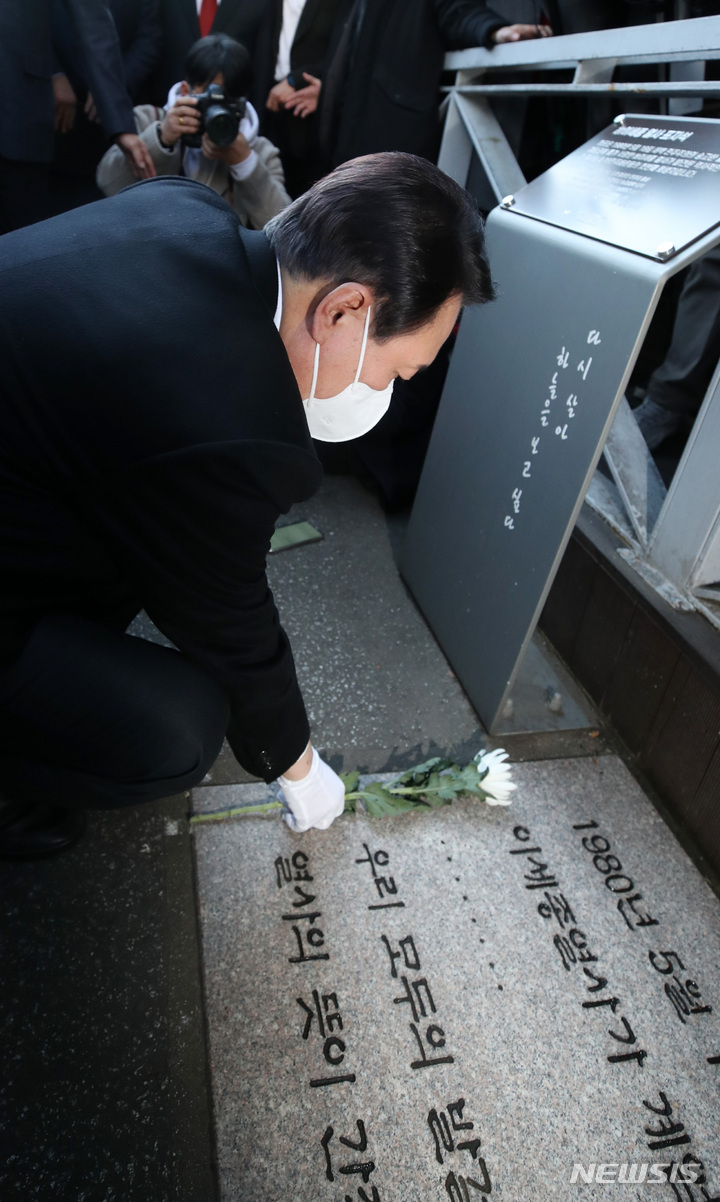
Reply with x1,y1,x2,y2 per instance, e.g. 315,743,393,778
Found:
439,17,720,633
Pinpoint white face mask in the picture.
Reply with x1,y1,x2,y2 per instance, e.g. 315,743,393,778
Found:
303,307,394,442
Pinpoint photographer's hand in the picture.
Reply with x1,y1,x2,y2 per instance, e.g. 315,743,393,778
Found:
283,73,321,119
161,94,201,148
200,131,252,167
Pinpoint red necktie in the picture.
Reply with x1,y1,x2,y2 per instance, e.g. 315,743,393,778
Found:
199,0,217,37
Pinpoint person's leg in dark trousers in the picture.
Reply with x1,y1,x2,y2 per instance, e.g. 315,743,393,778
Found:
0,155,50,234
0,615,231,858
263,108,323,198
635,246,720,449
647,246,720,417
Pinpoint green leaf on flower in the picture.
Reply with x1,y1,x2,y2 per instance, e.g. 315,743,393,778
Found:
340,771,360,795
358,782,420,818
422,789,452,809
338,752,511,819
393,757,453,790
340,771,360,812
454,764,485,795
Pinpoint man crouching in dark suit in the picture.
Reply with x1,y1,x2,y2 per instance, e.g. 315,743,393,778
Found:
0,152,494,858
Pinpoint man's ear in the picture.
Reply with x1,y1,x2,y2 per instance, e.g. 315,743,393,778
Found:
309,283,373,345
180,80,190,95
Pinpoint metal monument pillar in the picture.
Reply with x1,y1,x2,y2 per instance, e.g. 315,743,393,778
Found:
402,113,720,734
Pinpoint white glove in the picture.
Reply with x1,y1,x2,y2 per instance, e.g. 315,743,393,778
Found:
278,746,346,832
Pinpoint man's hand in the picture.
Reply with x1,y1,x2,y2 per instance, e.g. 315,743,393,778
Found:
266,78,296,112
116,132,156,179
52,73,77,133
278,745,345,832
284,73,321,119
160,92,201,148
200,129,252,166
84,91,100,123
493,22,552,43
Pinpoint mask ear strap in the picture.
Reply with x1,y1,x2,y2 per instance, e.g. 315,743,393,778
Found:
354,306,372,385
309,339,321,402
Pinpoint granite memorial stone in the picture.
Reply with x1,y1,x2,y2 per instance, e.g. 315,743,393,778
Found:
193,756,720,1201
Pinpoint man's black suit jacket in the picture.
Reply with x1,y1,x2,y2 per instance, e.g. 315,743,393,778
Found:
152,0,268,103
0,0,135,163
0,178,322,781
53,0,163,103
251,0,344,116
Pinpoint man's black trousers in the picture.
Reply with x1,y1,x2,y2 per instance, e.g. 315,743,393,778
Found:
0,616,231,809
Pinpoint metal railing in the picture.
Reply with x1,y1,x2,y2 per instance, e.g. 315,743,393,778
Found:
440,16,720,630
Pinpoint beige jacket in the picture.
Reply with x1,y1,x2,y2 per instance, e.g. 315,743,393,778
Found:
96,104,291,229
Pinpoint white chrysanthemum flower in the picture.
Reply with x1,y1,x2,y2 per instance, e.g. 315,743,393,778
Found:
475,748,516,805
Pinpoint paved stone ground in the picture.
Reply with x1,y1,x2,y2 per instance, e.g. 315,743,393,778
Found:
192,757,720,1202
1,475,713,1201
204,475,487,787
0,794,215,1202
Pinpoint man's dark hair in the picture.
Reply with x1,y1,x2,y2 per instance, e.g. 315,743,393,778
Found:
184,33,251,97
265,153,494,340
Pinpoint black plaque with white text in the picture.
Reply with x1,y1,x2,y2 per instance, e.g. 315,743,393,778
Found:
507,114,720,260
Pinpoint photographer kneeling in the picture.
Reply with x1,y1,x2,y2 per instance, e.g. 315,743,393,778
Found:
97,33,291,229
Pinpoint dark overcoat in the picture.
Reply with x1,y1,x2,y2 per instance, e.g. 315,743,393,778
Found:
152,0,269,103
0,178,321,780
321,0,507,166
251,0,345,112
52,0,163,102
0,0,135,162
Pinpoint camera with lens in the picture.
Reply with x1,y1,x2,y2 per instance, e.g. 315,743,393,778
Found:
182,84,247,148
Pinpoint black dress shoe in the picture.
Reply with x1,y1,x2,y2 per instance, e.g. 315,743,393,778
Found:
0,800,86,860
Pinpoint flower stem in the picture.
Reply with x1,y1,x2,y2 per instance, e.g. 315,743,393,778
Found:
190,800,283,824
342,787,424,801
385,785,435,796
344,783,470,801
